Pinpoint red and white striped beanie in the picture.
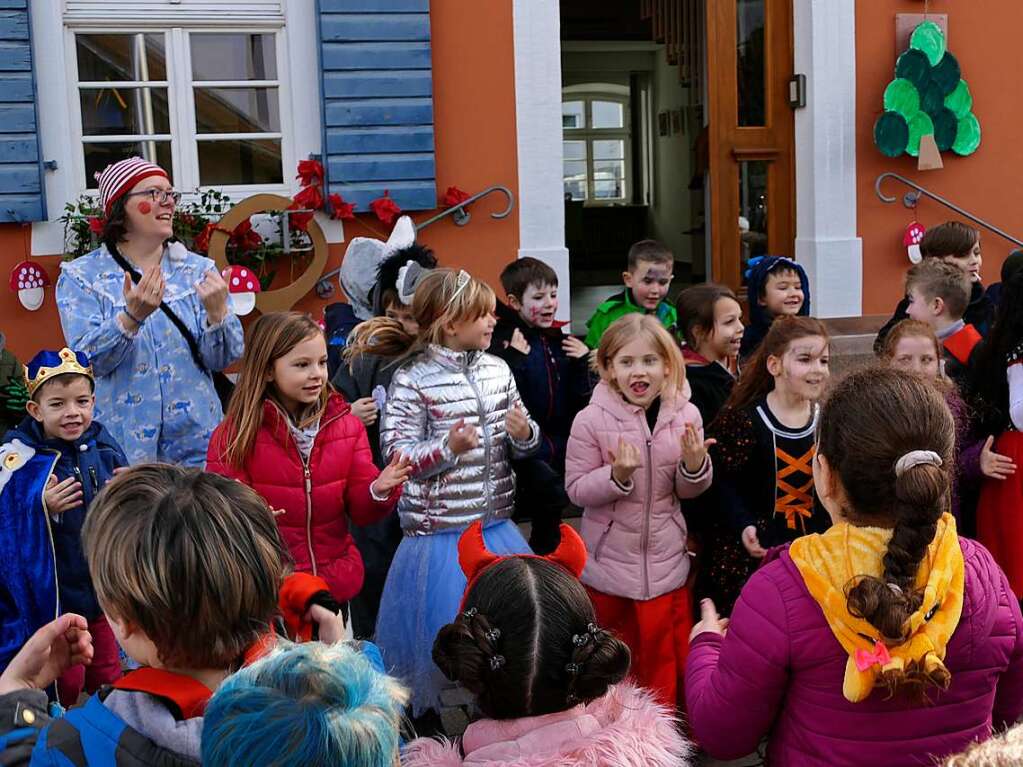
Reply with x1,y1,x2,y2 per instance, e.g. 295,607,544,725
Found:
95,157,169,214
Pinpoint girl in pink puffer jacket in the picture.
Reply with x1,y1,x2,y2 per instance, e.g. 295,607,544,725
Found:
565,314,713,707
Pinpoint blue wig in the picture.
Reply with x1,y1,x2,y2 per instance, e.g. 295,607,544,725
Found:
201,641,408,767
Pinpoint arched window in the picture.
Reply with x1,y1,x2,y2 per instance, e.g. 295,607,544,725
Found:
562,85,631,203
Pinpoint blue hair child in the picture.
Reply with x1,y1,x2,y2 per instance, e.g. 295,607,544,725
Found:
201,641,408,767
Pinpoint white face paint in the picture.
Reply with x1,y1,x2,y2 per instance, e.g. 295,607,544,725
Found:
516,282,558,328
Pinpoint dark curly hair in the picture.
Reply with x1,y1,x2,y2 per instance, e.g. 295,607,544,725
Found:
432,557,630,719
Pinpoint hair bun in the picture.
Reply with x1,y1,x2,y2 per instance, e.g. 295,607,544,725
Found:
568,631,630,704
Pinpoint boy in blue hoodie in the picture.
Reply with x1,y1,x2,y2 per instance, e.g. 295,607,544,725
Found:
739,256,811,360
3,348,127,704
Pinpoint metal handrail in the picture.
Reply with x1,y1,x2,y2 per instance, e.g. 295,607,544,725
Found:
875,172,1023,248
314,185,515,297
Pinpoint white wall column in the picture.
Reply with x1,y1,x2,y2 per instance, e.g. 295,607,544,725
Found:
512,0,572,323
793,0,863,318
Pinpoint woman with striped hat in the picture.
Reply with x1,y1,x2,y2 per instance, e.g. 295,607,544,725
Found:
56,157,243,466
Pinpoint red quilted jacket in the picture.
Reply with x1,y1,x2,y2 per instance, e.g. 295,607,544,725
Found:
206,393,398,601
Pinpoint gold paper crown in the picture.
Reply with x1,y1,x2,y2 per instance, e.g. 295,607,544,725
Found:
25,347,94,398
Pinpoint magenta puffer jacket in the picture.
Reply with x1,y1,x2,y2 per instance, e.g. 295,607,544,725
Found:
207,394,398,602
685,538,1023,766
565,381,712,601
401,683,693,767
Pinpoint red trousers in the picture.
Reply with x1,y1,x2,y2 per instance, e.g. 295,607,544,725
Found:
586,585,693,708
57,615,122,706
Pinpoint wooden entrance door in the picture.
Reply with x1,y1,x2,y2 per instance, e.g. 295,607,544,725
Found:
706,0,795,291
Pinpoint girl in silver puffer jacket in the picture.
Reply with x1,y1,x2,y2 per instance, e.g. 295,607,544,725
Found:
346,268,540,716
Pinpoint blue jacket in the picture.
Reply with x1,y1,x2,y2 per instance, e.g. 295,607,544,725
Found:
56,243,244,467
0,441,58,674
324,302,361,381
740,256,811,360
6,417,127,619
488,302,593,470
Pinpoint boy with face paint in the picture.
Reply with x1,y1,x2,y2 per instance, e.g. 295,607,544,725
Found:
583,240,678,349
739,255,812,360
489,258,593,554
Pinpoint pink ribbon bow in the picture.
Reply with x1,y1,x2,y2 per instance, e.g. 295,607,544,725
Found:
854,641,892,672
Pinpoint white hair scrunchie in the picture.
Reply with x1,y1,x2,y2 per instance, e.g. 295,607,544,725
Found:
894,450,943,478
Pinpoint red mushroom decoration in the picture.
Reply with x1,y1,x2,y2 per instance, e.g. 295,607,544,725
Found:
227,265,261,316
904,222,926,264
10,261,50,311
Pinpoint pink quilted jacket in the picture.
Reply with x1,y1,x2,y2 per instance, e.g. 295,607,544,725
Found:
400,683,692,767
565,381,712,601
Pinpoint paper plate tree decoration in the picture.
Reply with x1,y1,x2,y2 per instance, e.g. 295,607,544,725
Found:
10,261,49,311
227,265,261,316
874,21,981,160
904,222,926,263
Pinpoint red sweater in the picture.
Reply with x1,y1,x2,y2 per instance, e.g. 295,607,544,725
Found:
207,394,398,601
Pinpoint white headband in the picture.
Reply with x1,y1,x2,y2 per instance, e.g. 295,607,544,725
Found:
444,269,471,309
894,450,943,477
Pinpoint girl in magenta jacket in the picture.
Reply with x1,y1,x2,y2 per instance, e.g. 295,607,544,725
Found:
207,312,409,605
685,367,1023,767
565,314,712,707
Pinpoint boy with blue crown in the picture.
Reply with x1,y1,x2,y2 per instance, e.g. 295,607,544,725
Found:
1,348,127,703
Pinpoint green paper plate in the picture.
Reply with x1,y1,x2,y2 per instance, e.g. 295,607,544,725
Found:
895,49,932,91
883,78,920,119
920,81,945,117
931,107,958,151
910,20,946,66
906,111,935,157
953,112,982,155
874,111,909,158
931,52,962,96
944,80,973,119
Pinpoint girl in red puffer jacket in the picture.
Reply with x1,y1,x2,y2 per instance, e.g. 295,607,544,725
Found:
207,312,410,610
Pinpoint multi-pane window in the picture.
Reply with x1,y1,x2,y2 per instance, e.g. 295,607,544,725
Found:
562,95,630,203
72,29,286,192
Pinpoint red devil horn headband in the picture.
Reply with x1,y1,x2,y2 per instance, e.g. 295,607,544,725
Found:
458,521,588,587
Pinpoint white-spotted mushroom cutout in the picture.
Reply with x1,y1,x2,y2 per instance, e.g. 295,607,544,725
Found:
10,261,50,311
227,265,262,316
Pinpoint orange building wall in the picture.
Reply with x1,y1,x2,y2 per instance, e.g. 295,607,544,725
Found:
0,0,521,362
856,1,1023,315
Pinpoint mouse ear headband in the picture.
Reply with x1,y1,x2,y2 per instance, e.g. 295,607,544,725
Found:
457,520,587,611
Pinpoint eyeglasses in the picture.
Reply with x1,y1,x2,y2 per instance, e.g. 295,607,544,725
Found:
125,188,182,205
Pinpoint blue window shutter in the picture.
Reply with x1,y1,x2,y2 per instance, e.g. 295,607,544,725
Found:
0,0,44,222
317,0,437,212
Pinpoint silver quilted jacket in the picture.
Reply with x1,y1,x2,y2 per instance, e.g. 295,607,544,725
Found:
380,344,540,535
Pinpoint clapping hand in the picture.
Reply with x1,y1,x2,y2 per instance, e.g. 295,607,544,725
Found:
680,423,715,473
350,397,379,427
44,475,83,515
609,437,642,485
122,265,164,323
448,419,479,455
372,453,412,497
980,435,1017,480
505,404,530,441
689,598,729,641
196,268,231,325
741,525,767,559
0,613,93,694
562,335,589,359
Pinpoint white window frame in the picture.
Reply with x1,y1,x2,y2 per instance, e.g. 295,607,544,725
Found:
30,1,324,253
562,90,632,205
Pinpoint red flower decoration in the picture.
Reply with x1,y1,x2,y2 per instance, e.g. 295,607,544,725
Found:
287,201,315,232
229,219,263,253
328,193,355,221
369,190,402,227
296,159,325,189
192,222,218,254
292,183,324,214
441,186,471,208
87,216,105,235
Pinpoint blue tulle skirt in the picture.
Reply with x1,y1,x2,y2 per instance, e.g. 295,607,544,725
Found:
374,519,530,715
